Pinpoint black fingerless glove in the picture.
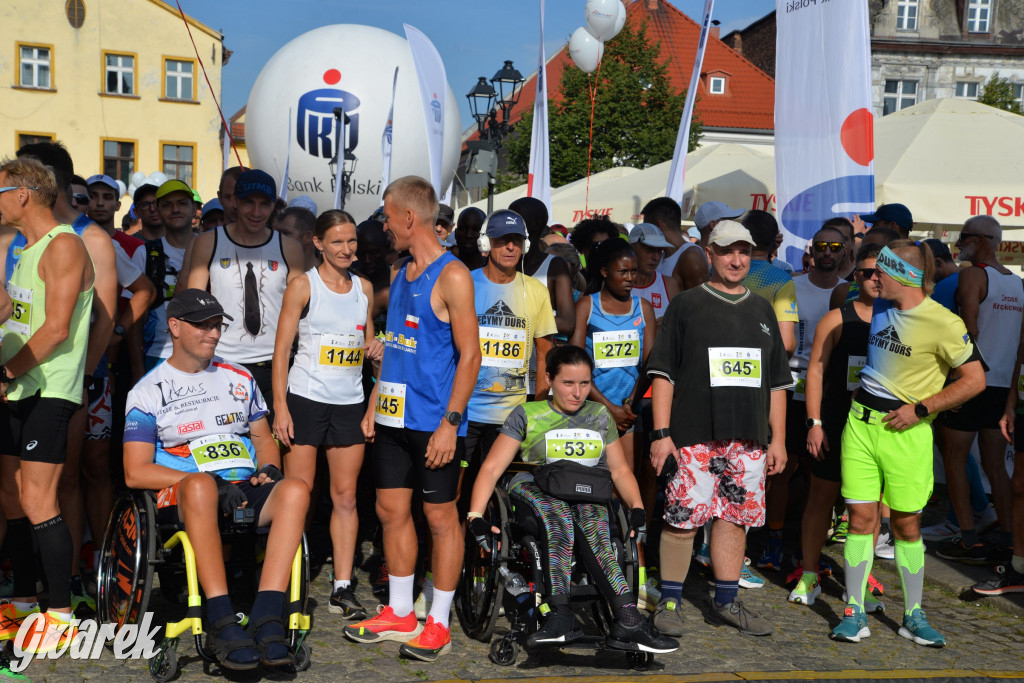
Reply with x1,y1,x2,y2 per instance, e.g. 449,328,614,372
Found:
629,508,647,536
257,463,284,481
210,473,246,516
468,516,493,552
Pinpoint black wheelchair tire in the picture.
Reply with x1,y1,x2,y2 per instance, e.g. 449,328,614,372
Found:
99,491,156,630
456,486,510,642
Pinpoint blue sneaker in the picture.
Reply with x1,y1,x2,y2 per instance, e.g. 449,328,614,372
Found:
739,558,765,589
756,537,783,571
898,608,945,648
694,543,711,567
830,604,870,642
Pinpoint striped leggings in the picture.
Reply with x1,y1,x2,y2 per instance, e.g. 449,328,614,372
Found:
509,478,632,609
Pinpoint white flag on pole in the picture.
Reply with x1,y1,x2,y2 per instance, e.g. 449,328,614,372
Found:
665,0,713,204
279,109,291,202
222,128,231,171
404,24,447,196
380,67,399,202
775,0,874,266
527,0,552,215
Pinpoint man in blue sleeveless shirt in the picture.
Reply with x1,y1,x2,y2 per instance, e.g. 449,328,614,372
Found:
349,177,480,662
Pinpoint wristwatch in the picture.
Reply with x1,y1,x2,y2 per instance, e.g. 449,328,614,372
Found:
444,410,462,427
914,402,929,419
650,427,671,441
113,324,127,337
0,365,10,383
806,418,822,429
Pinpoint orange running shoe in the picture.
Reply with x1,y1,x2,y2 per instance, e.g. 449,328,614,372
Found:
342,605,421,643
399,616,451,662
868,573,885,596
0,602,40,642
15,611,77,654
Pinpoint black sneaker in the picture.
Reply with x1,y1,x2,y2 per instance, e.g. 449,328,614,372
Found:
371,559,389,598
329,586,367,620
526,608,584,648
606,617,679,654
972,564,1024,596
935,539,990,565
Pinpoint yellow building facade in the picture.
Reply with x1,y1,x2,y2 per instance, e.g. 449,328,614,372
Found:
1,0,226,204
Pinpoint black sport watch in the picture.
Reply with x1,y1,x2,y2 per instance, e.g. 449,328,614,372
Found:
914,402,929,419
650,428,671,441
806,418,822,429
113,324,127,337
444,410,462,427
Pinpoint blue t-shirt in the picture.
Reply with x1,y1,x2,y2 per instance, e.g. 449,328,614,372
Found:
931,272,959,312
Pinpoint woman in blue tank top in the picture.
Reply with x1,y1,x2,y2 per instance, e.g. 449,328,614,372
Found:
570,239,656,470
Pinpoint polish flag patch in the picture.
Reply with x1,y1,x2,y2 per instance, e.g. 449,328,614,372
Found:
356,324,365,331
405,315,419,329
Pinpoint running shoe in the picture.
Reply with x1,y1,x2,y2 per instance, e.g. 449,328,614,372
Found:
0,648,26,681
739,561,765,589
785,559,833,584
343,605,422,643
0,601,40,641
756,537,784,571
652,598,685,637
398,616,451,661
705,598,772,636
972,564,1024,596
329,586,367,620
868,573,885,597
788,572,821,606
607,616,679,653
694,543,711,568
830,604,869,642
921,519,960,543
526,608,584,647
898,608,945,647
18,611,77,654
371,559,390,598
831,515,849,543
842,590,885,613
70,576,96,620
874,531,895,560
936,539,990,565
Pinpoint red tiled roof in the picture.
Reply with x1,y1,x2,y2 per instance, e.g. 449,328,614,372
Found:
230,105,246,142
471,0,774,142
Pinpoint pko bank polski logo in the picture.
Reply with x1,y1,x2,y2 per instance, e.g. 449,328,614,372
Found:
296,86,361,159
9,612,160,672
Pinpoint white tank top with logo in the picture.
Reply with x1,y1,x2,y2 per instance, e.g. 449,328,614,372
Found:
633,272,670,319
208,226,289,364
977,265,1024,387
288,268,368,405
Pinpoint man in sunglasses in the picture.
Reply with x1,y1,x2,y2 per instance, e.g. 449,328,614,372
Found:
936,216,1023,566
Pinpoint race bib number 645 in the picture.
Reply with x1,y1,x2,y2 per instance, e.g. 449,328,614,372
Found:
708,347,762,388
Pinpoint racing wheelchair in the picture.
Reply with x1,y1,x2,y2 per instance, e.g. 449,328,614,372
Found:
97,489,312,681
455,466,653,669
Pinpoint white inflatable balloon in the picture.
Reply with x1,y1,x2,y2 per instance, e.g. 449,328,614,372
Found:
570,26,603,74
127,183,137,199
149,172,168,186
130,171,147,187
585,0,621,41
609,0,627,40
115,180,127,198
246,24,463,219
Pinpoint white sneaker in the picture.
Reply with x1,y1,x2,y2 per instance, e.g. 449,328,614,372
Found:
413,591,430,621
875,531,895,560
974,504,998,534
637,578,661,611
921,519,960,543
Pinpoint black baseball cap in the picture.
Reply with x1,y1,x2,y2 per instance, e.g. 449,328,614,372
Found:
166,289,234,322
234,169,276,201
436,204,455,228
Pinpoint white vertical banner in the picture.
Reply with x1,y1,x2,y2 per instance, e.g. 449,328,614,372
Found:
380,67,399,201
440,181,453,205
775,0,875,266
666,0,713,204
527,0,552,215
222,129,231,171
333,113,345,210
404,24,447,196
279,109,292,202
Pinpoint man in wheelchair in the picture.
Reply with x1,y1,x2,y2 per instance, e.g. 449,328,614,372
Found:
122,289,309,671
467,345,677,654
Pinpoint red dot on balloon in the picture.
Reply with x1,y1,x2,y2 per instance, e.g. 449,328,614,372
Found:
840,108,874,167
323,69,341,85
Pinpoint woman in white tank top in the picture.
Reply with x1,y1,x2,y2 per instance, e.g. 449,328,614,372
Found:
271,210,382,618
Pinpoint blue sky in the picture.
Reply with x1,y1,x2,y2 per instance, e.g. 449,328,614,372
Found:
184,0,775,130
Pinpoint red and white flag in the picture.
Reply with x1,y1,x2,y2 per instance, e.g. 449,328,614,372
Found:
527,0,552,215
405,315,419,329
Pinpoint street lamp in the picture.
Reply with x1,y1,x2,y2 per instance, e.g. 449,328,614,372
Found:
464,60,525,213
491,60,525,125
329,107,358,210
467,77,496,136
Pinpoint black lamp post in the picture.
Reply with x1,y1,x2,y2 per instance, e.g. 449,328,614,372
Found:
329,107,358,209
465,60,525,212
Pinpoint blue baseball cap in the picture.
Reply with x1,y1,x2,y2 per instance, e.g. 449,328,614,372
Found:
861,203,913,231
234,169,276,201
484,209,528,240
201,198,224,219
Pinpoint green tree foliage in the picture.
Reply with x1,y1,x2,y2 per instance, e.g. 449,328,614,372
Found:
977,72,1023,115
500,20,702,190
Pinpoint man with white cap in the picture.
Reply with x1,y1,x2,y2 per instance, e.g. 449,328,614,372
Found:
646,220,791,637
629,223,680,321
84,174,122,235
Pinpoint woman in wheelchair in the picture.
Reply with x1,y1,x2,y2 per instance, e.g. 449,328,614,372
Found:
122,290,310,671
467,345,677,654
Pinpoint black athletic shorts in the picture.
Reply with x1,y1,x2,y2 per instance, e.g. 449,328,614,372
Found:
462,421,501,466
939,386,1009,432
373,425,463,504
808,407,847,483
785,390,808,459
242,361,275,422
156,478,277,528
0,392,78,464
1015,414,1024,453
285,392,364,447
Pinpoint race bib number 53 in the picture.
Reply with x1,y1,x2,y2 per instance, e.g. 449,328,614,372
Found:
544,428,603,467
708,347,762,388
374,381,406,428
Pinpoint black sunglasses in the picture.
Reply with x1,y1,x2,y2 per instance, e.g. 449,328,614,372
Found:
184,319,228,332
956,232,994,243
856,268,877,279
72,193,90,205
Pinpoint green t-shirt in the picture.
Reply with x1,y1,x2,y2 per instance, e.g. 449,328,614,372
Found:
499,400,618,470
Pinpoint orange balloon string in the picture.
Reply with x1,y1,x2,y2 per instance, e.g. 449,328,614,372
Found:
584,60,603,218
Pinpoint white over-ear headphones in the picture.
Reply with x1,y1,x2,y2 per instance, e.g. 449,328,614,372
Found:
479,210,531,255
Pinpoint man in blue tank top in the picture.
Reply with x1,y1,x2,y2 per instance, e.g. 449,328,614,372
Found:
348,177,480,662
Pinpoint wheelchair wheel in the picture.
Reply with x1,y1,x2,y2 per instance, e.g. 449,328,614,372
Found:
456,486,510,642
99,491,157,629
148,639,179,682
488,635,519,666
293,642,312,672
627,651,653,670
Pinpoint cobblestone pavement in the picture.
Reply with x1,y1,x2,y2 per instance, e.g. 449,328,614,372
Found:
11,539,1024,683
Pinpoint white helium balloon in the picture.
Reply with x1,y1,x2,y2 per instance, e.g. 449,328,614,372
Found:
127,183,137,198
115,180,127,198
609,0,627,39
130,171,147,187
570,26,603,74
246,24,463,219
149,172,168,186
585,0,621,41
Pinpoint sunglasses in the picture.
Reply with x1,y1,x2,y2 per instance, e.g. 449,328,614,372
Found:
72,193,90,205
856,268,877,279
0,186,39,195
956,232,994,243
184,319,228,332
813,241,845,253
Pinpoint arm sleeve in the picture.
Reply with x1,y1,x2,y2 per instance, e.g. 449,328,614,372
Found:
774,279,800,323
647,295,684,384
498,405,528,442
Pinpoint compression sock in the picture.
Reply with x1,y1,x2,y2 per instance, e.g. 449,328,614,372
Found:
660,531,694,589
388,574,415,618
6,518,38,599
660,581,683,605
843,533,874,611
894,539,925,615
205,595,258,666
427,588,455,628
250,590,288,661
33,516,72,610
616,603,643,627
713,580,739,608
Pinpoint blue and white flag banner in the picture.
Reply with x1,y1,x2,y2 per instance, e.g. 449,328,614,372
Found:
404,24,447,196
279,108,292,202
527,0,552,215
666,0,713,204
381,67,399,201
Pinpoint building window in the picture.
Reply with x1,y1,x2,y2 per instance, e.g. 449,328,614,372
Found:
17,44,52,89
967,0,991,33
164,59,195,100
102,139,135,182
883,79,917,115
896,0,918,30
104,52,135,95
65,0,85,28
709,76,726,95
955,81,979,99
1014,84,1023,108
17,132,55,148
162,143,195,187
